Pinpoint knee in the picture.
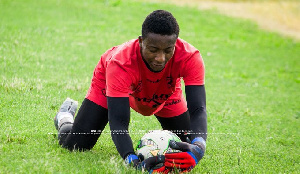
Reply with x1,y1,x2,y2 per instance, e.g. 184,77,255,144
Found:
62,134,97,152
59,125,99,151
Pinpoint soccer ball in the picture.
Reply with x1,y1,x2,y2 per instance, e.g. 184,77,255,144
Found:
136,130,181,160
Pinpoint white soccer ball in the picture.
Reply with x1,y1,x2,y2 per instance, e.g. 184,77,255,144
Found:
136,130,181,160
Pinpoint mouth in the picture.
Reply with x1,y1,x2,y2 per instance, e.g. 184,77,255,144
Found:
151,63,165,71
153,63,164,67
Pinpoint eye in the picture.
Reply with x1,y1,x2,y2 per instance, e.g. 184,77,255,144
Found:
164,48,173,54
149,49,157,53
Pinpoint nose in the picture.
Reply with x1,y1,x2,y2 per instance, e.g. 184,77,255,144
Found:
155,52,165,64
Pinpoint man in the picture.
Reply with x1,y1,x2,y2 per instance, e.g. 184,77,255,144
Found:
54,10,207,173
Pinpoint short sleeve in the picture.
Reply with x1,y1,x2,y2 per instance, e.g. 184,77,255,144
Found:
106,61,133,97
182,51,205,86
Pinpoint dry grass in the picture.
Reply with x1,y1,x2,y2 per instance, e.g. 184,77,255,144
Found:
146,0,300,40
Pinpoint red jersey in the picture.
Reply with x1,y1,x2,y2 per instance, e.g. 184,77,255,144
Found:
86,38,204,117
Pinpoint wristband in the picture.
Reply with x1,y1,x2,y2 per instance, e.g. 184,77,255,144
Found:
125,154,139,165
192,137,206,148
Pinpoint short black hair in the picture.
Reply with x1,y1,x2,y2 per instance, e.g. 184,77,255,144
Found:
142,10,180,38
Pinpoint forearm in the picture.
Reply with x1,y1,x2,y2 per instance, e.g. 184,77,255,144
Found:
190,108,207,141
107,97,135,159
111,131,135,159
185,85,207,141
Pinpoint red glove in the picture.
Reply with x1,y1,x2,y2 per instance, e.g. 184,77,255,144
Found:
165,137,206,172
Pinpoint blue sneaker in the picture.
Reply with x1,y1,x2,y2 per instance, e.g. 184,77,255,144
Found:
54,98,78,130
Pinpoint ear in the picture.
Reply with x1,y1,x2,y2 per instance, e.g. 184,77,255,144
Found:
138,36,143,47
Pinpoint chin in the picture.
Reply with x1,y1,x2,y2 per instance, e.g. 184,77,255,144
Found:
153,67,164,72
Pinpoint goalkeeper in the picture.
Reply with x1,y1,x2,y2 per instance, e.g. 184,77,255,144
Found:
54,10,207,173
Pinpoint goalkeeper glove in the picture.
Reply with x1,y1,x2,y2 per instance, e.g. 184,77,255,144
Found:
125,154,170,173
165,137,206,172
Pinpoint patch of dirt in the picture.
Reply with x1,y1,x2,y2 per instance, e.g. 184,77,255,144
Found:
147,0,300,40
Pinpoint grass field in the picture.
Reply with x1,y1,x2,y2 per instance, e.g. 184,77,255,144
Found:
0,0,299,173
153,0,300,40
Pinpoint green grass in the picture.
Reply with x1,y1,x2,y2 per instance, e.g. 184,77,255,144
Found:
0,0,299,173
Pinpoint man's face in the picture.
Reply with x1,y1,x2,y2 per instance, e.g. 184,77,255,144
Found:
139,33,177,72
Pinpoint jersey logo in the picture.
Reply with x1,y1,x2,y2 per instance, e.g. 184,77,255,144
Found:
166,76,175,88
132,93,172,108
